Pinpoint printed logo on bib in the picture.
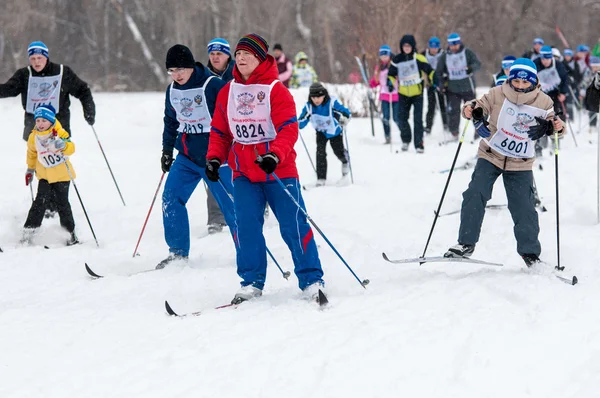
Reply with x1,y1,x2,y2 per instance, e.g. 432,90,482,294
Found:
236,92,256,115
179,98,194,117
511,112,534,134
257,91,266,102
39,81,59,97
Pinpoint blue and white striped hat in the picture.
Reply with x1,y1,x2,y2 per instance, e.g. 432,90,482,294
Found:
28,41,48,58
447,33,461,45
501,56,516,69
577,44,590,53
379,45,392,56
207,38,231,57
590,56,600,68
563,48,574,57
34,105,56,124
533,37,544,45
495,75,508,86
509,58,538,85
540,45,553,59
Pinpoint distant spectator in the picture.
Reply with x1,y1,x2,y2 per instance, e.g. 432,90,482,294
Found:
273,43,293,87
290,51,318,88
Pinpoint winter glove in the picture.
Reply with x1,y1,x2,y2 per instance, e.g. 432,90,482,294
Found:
161,150,174,173
471,107,491,138
387,78,394,93
338,115,350,127
84,112,95,126
527,117,554,141
25,169,35,186
255,152,279,174
466,67,473,75
205,159,221,182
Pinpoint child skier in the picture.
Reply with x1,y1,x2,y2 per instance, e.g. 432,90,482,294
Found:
370,44,400,144
298,82,351,186
444,58,564,266
22,105,78,246
290,51,318,88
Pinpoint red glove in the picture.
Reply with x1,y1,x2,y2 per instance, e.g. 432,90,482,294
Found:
25,169,34,186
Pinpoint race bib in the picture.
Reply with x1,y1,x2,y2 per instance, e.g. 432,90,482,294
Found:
487,99,549,158
170,77,213,134
446,50,468,81
393,58,422,86
26,65,63,114
35,134,66,168
538,65,561,93
309,99,338,137
227,81,278,144
295,68,314,87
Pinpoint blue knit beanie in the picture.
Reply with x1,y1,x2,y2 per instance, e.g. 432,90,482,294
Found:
34,105,56,124
447,33,461,45
207,38,231,57
540,46,553,59
379,45,392,56
428,37,441,49
28,41,49,58
509,58,538,85
501,56,516,69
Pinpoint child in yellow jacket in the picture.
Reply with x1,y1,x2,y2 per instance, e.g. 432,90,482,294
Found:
22,105,78,246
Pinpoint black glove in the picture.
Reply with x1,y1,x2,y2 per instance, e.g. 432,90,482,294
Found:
205,159,221,182
471,107,491,138
255,152,279,174
84,112,95,126
387,79,394,93
161,151,173,173
527,117,554,141
466,67,473,75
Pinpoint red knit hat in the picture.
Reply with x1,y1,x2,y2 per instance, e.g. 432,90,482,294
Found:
235,33,269,62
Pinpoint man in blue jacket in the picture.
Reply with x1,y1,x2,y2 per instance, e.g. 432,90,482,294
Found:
158,44,237,269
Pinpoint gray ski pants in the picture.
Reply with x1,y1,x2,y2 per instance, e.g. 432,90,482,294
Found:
458,158,541,256
206,187,225,226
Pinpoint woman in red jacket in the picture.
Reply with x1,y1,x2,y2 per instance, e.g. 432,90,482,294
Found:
206,33,325,304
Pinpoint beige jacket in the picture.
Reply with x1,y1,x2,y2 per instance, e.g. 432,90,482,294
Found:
461,82,564,171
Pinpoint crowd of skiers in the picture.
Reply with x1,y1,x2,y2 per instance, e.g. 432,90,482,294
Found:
3,31,600,303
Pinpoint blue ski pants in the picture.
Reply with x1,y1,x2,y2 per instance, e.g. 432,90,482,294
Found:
233,176,324,290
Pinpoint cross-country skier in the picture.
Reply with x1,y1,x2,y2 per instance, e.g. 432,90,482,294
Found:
0,41,95,141
522,37,545,61
206,33,326,303
290,51,318,88
22,105,78,246
369,44,400,144
584,62,600,112
582,56,600,131
492,56,516,87
435,33,481,140
444,58,564,266
158,44,238,269
562,49,580,120
388,34,437,153
298,82,351,186
422,37,448,134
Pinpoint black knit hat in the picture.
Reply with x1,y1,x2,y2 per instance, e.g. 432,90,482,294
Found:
309,82,327,97
273,43,283,51
166,44,195,69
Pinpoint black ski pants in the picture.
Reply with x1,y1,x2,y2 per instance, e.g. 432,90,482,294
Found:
447,90,475,135
425,86,448,130
316,132,347,180
24,180,75,233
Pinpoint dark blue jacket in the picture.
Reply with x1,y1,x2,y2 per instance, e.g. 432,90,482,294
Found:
533,58,569,97
163,62,225,167
208,58,235,82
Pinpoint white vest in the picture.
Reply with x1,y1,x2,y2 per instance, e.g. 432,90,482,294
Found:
537,61,562,93
446,50,468,81
425,50,442,70
227,80,278,144
26,65,63,114
487,99,549,159
309,101,338,138
35,132,66,168
295,68,314,87
393,57,422,86
170,76,214,134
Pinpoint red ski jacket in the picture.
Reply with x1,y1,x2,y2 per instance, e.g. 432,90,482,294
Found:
208,55,299,183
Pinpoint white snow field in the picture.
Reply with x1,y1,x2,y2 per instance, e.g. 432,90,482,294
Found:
1,87,600,398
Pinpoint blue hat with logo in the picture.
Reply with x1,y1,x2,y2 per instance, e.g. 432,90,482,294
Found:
577,44,590,53
428,37,441,49
207,38,231,57
540,45,553,59
590,56,600,67
34,105,56,124
447,33,461,45
563,48,574,57
379,44,392,56
495,75,508,86
508,58,538,85
501,55,516,69
28,41,49,58
533,37,544,45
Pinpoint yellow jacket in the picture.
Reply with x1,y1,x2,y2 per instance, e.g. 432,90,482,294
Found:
26,120,76,183
388,53,436,97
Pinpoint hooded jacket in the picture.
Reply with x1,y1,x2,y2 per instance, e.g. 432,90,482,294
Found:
27,119,76,183
208,55,300,182
462,82,564,171
387,35,436,97
162,62,226,167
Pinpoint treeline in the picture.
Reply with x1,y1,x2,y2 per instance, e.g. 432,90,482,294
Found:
1,0,599,91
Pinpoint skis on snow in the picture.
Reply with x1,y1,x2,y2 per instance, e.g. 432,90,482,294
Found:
84,262,159,279
165,290,328,317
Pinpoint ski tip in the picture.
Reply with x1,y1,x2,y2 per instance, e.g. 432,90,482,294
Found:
44,245,50,249
317,289,329,307
165,300,179,316
381,252,390,261
572,276,578,286
84,263,103,279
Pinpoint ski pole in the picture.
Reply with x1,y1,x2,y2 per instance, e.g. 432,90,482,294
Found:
422,118,472,258
342,126,354,184
597,104,600,224
132,172,165,257
560,101,578,147
64,161,99,247
298,130,316,174
29,182,34,203
217,180,291,280
269,170,369,288
553,117,563,271
389,96,394,153
91,126,126,206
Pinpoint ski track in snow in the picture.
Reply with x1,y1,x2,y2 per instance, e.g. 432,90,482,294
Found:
1,88,600,397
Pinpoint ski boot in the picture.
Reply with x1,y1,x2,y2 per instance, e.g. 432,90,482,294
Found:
444,243,475,258
342,162,350,176
231,285,262,304
66,232,79,246
522,254,542,267
19,228,36,246
155,253,188,269
208,223,224,235
401,142,409,152
316,179,326,187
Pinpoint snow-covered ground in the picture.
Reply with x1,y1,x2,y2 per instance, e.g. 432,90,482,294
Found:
1,88,600,398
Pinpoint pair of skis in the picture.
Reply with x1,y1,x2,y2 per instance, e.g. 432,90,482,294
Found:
381,253,578,285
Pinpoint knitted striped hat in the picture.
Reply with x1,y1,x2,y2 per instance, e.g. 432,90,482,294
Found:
235,33,269,62
540,45,553,59
207,38,231,57
34,105,56,124
509,58,538,86
28,41,48,58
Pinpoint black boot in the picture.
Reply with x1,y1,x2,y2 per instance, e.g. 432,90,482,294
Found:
522,254,542,267
156,253,188,270
444,243,475,258
66,232,79,246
